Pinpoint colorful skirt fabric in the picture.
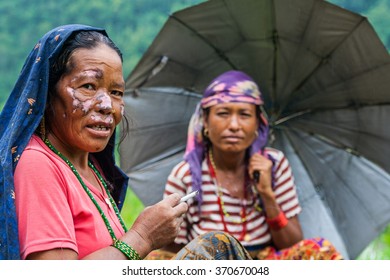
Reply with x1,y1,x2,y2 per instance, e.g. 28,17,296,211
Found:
255,237,343,260
145,232,342,260
145,231,251,260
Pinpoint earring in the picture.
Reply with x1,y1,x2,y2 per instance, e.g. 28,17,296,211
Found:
204,128,209,137
254,130,259,138
40,116,46,140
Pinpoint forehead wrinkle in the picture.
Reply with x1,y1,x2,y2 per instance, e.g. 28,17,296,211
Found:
71,69,103,82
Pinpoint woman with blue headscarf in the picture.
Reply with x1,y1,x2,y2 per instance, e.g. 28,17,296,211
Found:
147,70,343,260
1,24,256,261
0,25,194,260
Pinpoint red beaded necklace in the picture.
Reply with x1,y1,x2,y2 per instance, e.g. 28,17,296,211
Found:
207,149,261,242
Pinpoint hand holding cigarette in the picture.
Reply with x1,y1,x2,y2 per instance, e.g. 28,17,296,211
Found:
180,190,199,203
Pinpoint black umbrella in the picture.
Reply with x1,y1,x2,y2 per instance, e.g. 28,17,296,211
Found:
120,0,390,259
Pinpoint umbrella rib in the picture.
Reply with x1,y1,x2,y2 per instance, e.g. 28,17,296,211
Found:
287,61,390,111
292,102,390,122
170,14,238,70
277,124,356,155
270,0,278,107
129,120,189,132
278,16,368,115
274,109,312,126
280,114,390,171
282,129,379,252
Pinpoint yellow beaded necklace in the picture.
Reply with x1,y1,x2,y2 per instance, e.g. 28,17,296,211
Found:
208,149,262,224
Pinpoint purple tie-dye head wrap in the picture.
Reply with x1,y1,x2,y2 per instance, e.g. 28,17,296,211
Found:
184,70,269,206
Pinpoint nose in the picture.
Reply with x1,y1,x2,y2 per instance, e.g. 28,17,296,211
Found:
95,91,113,114
229,114,240,131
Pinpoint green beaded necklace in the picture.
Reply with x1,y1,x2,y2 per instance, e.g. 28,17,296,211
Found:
44,138,128,240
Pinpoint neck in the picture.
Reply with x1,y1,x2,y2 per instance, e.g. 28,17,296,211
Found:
46,133,89,171
210,147,246,171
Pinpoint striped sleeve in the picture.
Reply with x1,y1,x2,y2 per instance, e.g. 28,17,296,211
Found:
164,161,189,198
164,160,192,244
266,148,302,218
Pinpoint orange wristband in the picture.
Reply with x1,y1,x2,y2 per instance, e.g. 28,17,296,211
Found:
266,211,288,231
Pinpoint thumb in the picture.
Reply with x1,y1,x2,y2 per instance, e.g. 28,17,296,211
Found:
163,193,181,207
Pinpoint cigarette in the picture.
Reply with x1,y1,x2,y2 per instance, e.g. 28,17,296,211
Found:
180,190,199,203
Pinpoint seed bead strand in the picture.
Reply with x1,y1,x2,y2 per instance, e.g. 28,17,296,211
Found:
43,138,140,260
89,162,128,232
44,138,125,238
208,149,262,223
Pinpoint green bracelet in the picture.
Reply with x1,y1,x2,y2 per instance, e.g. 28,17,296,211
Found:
111,239,141,260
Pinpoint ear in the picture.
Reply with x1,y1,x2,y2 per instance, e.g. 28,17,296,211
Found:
202,119,209,129
202,113,208,131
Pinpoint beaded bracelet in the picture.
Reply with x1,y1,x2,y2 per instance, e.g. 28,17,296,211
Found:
111,239,141,260
266,211,288,231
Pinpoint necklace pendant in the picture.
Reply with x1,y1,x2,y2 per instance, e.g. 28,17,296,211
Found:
105,197,112,207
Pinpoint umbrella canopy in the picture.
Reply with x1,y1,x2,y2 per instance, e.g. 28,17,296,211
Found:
120,0,390,259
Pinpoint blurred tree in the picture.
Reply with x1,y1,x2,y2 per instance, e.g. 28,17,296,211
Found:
0,0,203,107
330,0,380,13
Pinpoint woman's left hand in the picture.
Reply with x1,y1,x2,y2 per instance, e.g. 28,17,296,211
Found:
248,153,273,196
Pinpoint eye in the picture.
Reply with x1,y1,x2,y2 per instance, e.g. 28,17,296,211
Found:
240,110,253,118
82,84,95,90
216,111,229,116
111,90,124,97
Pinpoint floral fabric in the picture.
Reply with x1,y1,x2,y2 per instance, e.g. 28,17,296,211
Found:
145,233,342,260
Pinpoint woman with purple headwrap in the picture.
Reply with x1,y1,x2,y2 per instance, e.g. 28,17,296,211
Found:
147,70,342,260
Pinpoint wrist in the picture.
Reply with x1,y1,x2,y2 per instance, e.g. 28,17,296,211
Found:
121,229,153,259
266,210,288,231
111,239,141,260
258,188,276,201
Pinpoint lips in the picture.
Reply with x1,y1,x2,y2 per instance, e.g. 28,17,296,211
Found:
86,122,113,136
223,134,243,139
222,135,243,143
89,125,109,131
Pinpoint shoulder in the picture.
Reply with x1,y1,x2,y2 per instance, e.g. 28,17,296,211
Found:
165,160,191,195
14,136,72,202
170,160,191,179
263,147,293,175
263,147,287,163
15,135,67,177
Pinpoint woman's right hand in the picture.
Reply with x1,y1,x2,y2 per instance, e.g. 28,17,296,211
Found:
123,193,188,258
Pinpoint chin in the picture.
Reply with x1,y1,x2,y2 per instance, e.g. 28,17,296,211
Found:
222,147,247,154
92,147,106,152
87,140,110,153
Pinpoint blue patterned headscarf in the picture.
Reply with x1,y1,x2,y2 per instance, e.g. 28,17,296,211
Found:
184,70,269,206
0,24,129,260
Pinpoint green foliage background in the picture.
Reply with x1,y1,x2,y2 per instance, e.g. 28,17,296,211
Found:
0,0,389,107
1,0,389,259
0,0,204,107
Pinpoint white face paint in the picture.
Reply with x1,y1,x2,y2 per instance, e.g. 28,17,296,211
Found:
95,92,112,111
90,113,114,124
67,89,114,116
67,70,115,114
49,45,124,154
67,83,115,124
67,86,94,114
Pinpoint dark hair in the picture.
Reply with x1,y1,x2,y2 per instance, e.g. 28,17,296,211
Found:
43,30,129,142
49,30,122,90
